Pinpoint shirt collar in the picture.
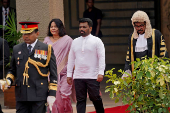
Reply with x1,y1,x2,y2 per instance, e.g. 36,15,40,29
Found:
27,39,38,48
2,7,9,11
138,33,145,39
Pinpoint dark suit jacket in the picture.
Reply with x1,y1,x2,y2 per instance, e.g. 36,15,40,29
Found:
0,7,16,37
0,37,10,79
7,40,58,101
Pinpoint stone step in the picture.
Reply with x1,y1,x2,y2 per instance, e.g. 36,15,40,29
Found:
101,19,155,28
105,45,128,53
101,28,133,35
106,52,126,64
101,37,128,44
95,1,154,9
103,10,155,18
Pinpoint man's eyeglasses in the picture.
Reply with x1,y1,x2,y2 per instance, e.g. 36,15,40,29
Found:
134,24,146,29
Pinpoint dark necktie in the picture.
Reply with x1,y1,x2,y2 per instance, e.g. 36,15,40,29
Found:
5,9,7,26
27,45,32,54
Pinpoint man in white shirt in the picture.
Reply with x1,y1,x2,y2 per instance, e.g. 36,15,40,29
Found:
67,18,105,113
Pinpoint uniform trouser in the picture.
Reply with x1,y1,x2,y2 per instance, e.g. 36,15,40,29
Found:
0,104,3,113
74,79,104,113
16,100,46,113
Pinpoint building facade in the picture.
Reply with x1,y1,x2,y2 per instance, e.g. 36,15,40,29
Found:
12,0,170,64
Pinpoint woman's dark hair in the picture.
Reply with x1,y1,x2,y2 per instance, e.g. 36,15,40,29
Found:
79,18,93,27
47,18,66,37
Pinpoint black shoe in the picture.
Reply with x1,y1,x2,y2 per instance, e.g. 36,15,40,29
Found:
0,104,3,113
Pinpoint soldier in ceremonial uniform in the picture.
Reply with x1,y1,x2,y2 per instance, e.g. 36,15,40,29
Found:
0,21,57,113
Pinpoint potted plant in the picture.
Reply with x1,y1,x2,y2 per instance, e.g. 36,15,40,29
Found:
105,56,170,113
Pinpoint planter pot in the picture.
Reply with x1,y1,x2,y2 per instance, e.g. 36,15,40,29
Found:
4,86,16,109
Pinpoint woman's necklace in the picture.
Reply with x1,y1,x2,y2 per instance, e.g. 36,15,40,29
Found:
52,36,60,40
50,36,60,43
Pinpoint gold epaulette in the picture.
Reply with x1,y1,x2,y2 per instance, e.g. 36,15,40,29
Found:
23,45,52,85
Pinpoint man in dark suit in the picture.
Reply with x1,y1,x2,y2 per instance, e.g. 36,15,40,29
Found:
0,0,16,36
0,0,16,49
0,37,10,113
0,21,57,113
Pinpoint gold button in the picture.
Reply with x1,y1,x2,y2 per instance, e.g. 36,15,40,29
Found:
28,85,30,87
17,57,19,60
41,83,43,85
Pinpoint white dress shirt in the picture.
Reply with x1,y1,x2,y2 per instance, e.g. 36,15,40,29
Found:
67,34,105,79
135,33,148,52
27,39,38,52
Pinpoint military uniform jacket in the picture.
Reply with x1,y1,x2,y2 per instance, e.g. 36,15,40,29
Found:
125,29,169,72
6,40,58,101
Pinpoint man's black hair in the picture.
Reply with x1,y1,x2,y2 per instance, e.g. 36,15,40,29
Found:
1,0,10,3
86,0,94,3
79,18,93,27
34,29,38,33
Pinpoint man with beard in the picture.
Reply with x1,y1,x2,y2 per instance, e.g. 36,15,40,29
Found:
122,10,169,77
67,18,105,113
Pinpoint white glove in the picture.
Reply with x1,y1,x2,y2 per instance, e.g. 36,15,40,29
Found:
47,96,55,111
121,69,132,79
0,79,11,91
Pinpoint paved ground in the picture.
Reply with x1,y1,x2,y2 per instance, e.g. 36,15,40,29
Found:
0,64,124,113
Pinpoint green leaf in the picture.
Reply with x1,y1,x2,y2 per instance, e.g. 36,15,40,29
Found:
109,90,114,99
115,98,119,103
150,90,156,95
160,78,165,86
105,88,111,93
163,108,167,112
146,71,151,78
118,69,123,73
159,90,163,99
122,96,128,104
164,76,169,82
138,94,143,101
127,105,133,111
158,108,162,113
136,71,143,79
117,93,122,98
123,81,128,86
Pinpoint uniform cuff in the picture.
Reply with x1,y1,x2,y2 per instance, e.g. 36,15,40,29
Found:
6,73,15,83
48,90,56,96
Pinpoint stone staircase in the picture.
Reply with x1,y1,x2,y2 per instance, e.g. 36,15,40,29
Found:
96,0,156,64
